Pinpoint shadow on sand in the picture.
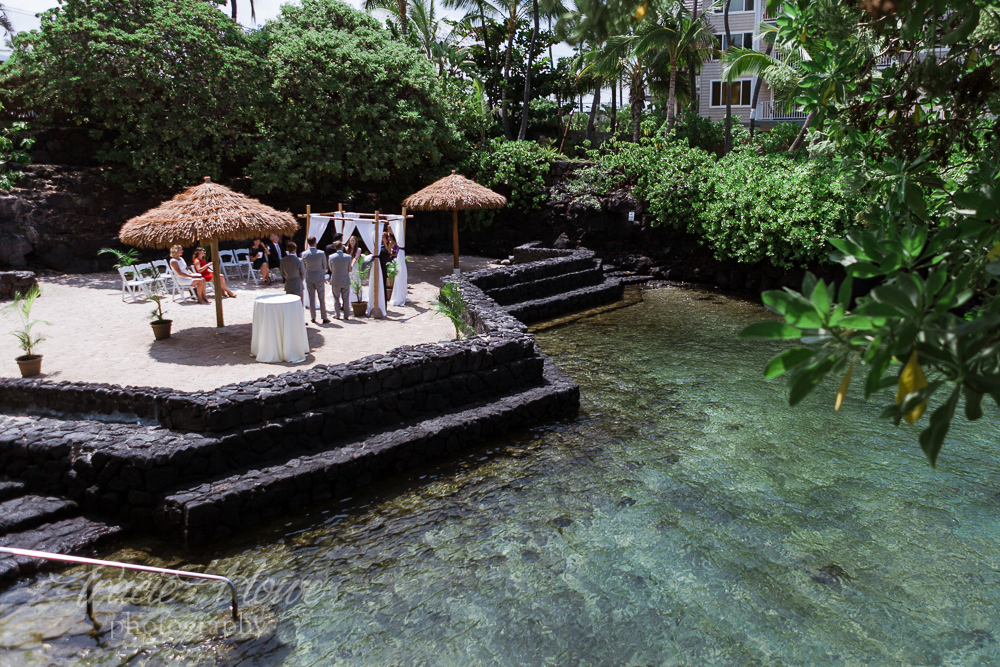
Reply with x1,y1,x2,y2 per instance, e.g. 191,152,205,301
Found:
147,323,327,370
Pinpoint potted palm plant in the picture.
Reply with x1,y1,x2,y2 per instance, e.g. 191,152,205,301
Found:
4,284,48,377
350,259,370,318
149,295,172,340
385,255,411,291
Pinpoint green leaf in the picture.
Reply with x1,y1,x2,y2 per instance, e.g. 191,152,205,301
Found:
765,348,816,379
964,384,984,421
810,279,830,315
871,285,919,318
836,315,876,330
740,321,804,340
918,387,960,466
788,356,835,407
837,275,853,307
940,6,981,45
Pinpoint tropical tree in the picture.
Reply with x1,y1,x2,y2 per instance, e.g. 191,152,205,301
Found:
630,1,713,131
364,0,410,35
0,0,264,190
226,0,255,23
739,0,1000,465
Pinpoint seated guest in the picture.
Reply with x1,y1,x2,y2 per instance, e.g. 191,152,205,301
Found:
249,238,272,284
168,245,209,304
280,241,305,305
191,247,237,298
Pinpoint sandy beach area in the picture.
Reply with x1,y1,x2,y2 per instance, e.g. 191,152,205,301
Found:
0,253,494,391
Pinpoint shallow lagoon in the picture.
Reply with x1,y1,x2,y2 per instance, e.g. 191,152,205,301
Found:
2,286,1000,666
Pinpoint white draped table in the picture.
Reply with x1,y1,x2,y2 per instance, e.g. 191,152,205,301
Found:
250,294,309,363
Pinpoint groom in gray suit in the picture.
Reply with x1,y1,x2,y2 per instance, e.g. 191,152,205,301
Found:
301,236,330,323
328,240,352,320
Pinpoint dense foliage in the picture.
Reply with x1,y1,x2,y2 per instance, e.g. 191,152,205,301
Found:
586,137,861,267
738,0,1000,463
248,0,459,197
1,0,263,190
1,0,459,195
463,138,553,215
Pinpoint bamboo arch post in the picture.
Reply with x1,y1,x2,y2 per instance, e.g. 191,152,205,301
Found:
370,210,384,319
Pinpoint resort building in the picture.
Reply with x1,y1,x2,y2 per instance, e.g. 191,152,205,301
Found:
697,0,808,126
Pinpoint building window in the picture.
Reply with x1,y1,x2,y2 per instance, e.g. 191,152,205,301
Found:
714,32,755,50
710,80,753,107
713,0,755,12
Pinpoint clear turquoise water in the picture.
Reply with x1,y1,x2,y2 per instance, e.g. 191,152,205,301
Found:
2,286,1000,666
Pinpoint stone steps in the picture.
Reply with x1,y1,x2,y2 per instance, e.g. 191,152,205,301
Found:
156,360,580,547
503,279,624,325
0,479,25,502
0,495,79,536
484,265,605,306
0,516,126,581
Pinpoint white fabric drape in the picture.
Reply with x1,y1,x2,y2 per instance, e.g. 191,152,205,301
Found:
308,215,331,248
355,221,386,316
388,215,408,306
340,213,358,244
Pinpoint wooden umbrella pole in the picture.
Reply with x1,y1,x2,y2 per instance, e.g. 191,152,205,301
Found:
452,209,460,274
210,239,224,328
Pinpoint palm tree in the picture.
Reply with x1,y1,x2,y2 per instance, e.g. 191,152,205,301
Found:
722,0,732,153
0,3,15,49
583,35,647,142
629,2,713,131
517,0,541,140
365,0,411,36
228,0,256,23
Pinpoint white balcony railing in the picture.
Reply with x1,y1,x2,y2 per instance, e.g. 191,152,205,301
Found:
756,100,808,121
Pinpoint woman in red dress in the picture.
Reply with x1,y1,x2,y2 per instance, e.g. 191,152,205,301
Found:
191,247,237,298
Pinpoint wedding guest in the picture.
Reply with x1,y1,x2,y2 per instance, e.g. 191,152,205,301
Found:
249,238,271,284
328,240,352,320
169,245,209,304
191,247,236,298
301,236,330,323
280,241,305,304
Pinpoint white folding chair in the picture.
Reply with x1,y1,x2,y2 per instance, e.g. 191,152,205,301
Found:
151,259,173,295
117,265,155,302
242,250,262,286
219,250,241,280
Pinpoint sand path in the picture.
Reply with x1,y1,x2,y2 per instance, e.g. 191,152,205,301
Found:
0,254,494,391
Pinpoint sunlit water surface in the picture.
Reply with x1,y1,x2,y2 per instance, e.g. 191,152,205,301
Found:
2,287,1000,666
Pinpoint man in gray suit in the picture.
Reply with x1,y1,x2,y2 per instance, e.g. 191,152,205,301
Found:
280,241,305,308
301,236,330,323
328,240,352,320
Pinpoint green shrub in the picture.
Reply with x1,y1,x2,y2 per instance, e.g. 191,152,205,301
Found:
463,138,553,220
1,0,264,191
671,113,724,154
589,138,714,229
694,152,860,267
753,123,802,155
248,0,460,197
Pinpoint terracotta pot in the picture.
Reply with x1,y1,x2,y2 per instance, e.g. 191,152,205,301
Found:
151,319,173,340
351,302,368,317
16,354,42,378
386,278,395,290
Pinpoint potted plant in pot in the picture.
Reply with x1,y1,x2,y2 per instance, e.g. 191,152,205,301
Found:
384,255,411,291
4,284,49,377
350,259,371,318
149,295,172,340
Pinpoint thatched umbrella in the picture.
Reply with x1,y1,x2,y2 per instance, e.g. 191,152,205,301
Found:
120,177,299,328
402,171,506,274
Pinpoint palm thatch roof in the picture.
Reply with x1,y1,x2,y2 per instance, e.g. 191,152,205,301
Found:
402,171,506,211
119,177,298,248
